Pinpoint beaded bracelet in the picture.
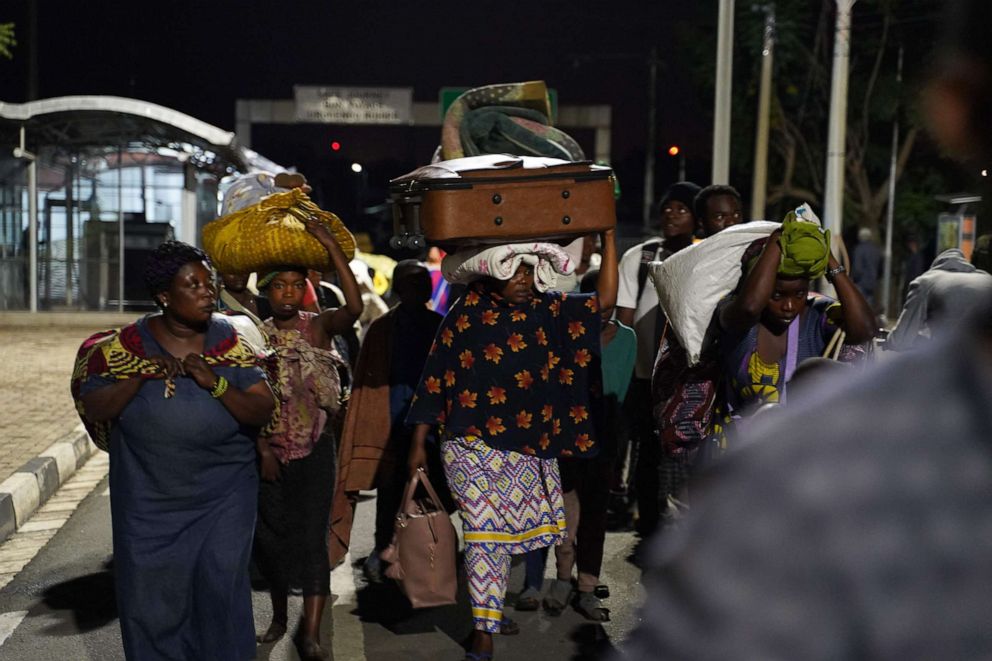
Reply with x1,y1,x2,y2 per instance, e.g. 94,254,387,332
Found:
210,376,229,399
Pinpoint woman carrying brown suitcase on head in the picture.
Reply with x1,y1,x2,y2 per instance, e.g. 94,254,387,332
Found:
406,232,617,661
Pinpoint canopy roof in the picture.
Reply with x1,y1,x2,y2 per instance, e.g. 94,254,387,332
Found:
0,95,281,174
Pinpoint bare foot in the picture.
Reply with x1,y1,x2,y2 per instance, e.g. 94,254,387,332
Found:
469,630,494,657
255,619,287,644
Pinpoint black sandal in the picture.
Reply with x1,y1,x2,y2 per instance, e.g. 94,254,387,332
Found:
499,615,520,636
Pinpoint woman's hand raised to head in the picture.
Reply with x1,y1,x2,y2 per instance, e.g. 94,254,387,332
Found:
308,215,364,340
304,215,338,247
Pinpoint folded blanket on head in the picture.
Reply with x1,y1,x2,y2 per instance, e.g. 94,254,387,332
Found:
650,221,780,366
460,107,585,160
440,242,575,292
441,81,588,163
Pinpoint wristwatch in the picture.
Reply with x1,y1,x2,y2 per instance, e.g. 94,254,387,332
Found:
825,265,846,283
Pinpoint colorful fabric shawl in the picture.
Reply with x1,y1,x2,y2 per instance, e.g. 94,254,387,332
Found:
70,318,262,452
261,312,346,463
407,283,603,458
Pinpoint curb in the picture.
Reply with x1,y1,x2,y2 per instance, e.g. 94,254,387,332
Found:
0,426,98,544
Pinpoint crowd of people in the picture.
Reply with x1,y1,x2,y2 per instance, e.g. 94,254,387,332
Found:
65,0,992,658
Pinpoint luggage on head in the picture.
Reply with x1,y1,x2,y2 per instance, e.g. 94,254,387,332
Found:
390,80,616,251
389,155,616,251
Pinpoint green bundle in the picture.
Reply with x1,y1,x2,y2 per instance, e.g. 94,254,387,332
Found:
777,206,830,279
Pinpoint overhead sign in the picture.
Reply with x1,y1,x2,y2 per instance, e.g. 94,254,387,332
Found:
294,86,413,124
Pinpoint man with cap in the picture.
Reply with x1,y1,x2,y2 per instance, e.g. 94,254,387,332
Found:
614,181,701,537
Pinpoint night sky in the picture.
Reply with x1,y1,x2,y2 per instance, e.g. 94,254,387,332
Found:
1,1,717,233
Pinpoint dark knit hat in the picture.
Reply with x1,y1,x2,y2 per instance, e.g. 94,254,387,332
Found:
660,181,703,213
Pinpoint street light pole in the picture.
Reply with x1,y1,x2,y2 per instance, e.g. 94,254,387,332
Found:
881,45,903,321
751,3,775,221
823,0,857,289
13,126,38,313
642,47,658,232
712,0,736,185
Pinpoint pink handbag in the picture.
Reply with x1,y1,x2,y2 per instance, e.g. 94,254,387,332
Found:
379,468,458,608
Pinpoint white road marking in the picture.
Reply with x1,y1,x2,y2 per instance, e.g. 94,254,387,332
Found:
0,610,28,647
331,552,367,661
0,453,109,590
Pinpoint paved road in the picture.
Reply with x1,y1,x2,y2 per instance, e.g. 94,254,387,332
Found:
0,461,645,660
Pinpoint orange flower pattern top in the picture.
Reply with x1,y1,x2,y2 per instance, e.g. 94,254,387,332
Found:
407,282,602,458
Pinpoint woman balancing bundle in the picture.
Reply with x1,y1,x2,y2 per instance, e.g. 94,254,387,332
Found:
203,187,356,274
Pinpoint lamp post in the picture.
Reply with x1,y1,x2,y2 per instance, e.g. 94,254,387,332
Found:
823,0,858,296
751,3,776,221
712,0,736,185
13,126,38,312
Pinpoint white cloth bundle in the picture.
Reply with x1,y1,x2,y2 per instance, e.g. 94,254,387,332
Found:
440,242,575,292
649,221,780,365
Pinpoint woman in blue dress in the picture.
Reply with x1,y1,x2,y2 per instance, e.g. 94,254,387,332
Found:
73,241,276,660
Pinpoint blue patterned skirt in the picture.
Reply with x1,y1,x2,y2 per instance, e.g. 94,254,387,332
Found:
442,435,566,554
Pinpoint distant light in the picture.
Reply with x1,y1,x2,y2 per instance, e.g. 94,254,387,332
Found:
668,145,680,157
351,163,363,173
331,141,341,152
983,169,988,177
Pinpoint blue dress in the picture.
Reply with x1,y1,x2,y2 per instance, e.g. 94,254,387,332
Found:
82,316,265,660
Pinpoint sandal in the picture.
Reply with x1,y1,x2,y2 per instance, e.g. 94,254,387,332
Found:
514,586,541,611
499,615,520,635
541,579,572,616
574,591,610,622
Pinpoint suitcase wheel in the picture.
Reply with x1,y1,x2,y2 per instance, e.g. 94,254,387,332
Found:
389,234,426,251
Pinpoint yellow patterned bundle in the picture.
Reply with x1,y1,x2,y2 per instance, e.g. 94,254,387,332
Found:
202,188,356,274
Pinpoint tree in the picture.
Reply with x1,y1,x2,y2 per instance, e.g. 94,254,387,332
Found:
0,22,14,60
679,0,949,238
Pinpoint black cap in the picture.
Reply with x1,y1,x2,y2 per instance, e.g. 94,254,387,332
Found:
659,182,703,213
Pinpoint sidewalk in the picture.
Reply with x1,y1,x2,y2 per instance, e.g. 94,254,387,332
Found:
0,314,131,543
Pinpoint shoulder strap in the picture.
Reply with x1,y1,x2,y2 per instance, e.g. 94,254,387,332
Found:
636,239,665,304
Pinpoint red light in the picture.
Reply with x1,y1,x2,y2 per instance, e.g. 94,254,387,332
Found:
668,145,680,156
331,141,341,151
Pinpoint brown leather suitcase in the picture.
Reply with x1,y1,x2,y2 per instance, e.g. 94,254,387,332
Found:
389,155,616,250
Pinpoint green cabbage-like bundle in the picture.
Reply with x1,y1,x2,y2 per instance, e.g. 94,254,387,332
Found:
777,207,830,279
